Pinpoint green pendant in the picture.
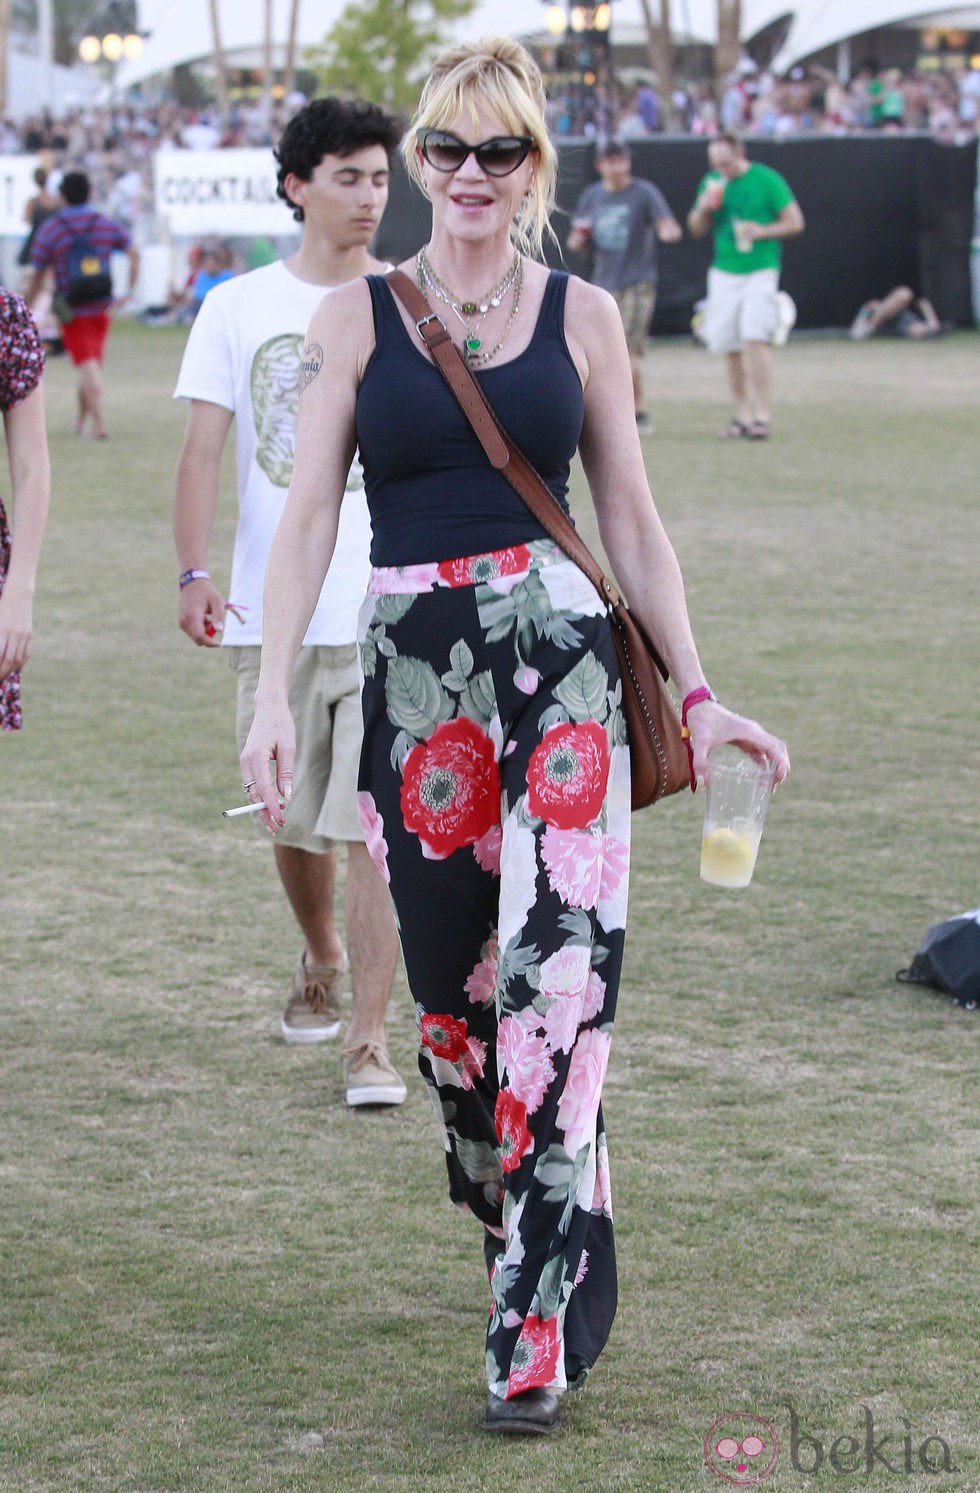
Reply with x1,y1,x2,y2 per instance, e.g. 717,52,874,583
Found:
466,336,482,353
461,302,478,316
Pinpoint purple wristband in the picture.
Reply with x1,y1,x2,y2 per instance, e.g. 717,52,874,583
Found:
179,568,210,589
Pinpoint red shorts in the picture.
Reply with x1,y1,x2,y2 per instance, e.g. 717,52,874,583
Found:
61,311,111,365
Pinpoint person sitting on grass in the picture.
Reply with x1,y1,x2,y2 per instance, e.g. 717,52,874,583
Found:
850,286,942,340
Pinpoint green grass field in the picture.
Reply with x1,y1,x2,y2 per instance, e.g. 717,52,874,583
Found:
1,322,978,1491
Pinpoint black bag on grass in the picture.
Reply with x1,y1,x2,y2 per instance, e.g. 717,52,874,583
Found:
896,909,980,1011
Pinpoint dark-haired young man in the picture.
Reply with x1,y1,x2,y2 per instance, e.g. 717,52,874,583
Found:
26,169,139,438
173,99,407,1106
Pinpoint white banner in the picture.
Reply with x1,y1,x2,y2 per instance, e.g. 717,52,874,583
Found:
0,156,42,237
153,149,298,236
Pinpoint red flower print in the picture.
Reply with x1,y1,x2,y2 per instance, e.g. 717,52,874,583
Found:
508,1314,561,1394
438,546,532,588
400,717,500,858
495,1088,534,1173
527,720,610,829
421,1012,470,1062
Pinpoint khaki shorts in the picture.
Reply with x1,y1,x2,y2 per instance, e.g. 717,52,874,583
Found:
228,644,364,851
612,280,656,353
701,267,781,354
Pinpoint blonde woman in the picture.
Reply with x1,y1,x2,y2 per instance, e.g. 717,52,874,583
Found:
241,36,788,1433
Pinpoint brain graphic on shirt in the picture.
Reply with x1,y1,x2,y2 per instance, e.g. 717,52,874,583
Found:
250,333,364,493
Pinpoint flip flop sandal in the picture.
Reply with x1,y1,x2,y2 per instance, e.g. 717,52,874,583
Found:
721,419,750,439
745,420,770,440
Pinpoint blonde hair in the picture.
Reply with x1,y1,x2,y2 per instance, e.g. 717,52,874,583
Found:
404,35,558,260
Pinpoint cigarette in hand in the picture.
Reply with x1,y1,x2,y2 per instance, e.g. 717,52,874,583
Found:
222,801,277,818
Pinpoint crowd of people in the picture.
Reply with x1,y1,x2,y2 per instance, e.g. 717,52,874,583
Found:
548,57,980,142
1,53,977,186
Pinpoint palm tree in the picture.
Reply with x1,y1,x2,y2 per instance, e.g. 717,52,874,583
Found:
260,0,274,136
636,0,676,130
208,0,231,126
715,0,742,99
283,0,302,102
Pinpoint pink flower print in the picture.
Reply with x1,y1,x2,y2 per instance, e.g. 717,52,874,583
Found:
582,970,606,1025
541,825,603,909
508,1314,561,1395
540,995,581,1055
356,792,390,884
592,1133,613,1218
599,834,629,900
574,1249,590,1286
369,563,440,593
539,945,591,1003
459,1035,488,1090
497,1016,556,1114
464,932,499,1007
557,1028,612,1158
473,823,502,875
513,663,541,695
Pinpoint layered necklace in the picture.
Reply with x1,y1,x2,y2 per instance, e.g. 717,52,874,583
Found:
417,245,524,366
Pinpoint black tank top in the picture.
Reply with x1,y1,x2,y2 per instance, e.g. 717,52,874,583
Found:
357,270,584,566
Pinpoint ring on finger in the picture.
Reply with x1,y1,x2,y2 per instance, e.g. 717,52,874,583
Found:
241,780,256,794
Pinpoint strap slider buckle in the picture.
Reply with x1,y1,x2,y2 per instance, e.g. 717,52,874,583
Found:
416,312,447,342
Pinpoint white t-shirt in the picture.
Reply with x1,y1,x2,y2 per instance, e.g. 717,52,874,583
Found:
173,259,372,647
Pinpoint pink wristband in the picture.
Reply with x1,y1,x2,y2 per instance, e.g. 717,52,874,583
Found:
680,687,715,792
681,686,715,724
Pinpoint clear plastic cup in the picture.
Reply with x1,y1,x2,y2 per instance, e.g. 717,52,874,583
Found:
700,747,777,889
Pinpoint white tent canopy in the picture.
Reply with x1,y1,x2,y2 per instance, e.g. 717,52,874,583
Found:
117,0,980,90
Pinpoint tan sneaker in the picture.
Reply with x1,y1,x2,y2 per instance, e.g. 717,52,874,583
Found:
281,950,345,1044
342,1040,407,1107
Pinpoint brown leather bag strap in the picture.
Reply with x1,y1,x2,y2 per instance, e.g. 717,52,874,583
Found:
386,268,623,612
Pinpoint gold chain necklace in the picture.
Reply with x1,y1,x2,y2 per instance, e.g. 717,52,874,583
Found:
417,246,522,365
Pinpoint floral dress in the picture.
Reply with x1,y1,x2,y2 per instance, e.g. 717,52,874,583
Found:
357,538,631,1398
0,292,45,730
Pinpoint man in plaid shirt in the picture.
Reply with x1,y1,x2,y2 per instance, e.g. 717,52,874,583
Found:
26,171,140,439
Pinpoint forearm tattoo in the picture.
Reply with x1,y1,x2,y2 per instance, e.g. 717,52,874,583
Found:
299,342,324,393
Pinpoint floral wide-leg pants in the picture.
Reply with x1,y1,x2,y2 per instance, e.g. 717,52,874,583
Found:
356,539,631,1398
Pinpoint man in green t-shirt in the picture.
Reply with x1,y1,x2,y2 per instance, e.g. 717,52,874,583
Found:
687,131,804,439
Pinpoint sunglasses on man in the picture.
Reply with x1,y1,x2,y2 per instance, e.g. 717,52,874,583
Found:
417,129,534,178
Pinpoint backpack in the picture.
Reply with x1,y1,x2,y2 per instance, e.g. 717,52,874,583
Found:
64,218,113,306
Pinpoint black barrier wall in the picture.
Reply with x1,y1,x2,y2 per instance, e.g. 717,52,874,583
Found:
376,136,977,333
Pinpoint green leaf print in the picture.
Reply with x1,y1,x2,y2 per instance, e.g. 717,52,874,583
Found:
389,729,417,772
450,638,475,678
499,940,542,996
535,1255,566,1319
460,670,496,726
481,592,520,644
373,593,416,626
534,1143,577,1197
557,909,597,946
452,1133,504,1186
555,651,610,722
384,655,454,736
360,637,377,679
